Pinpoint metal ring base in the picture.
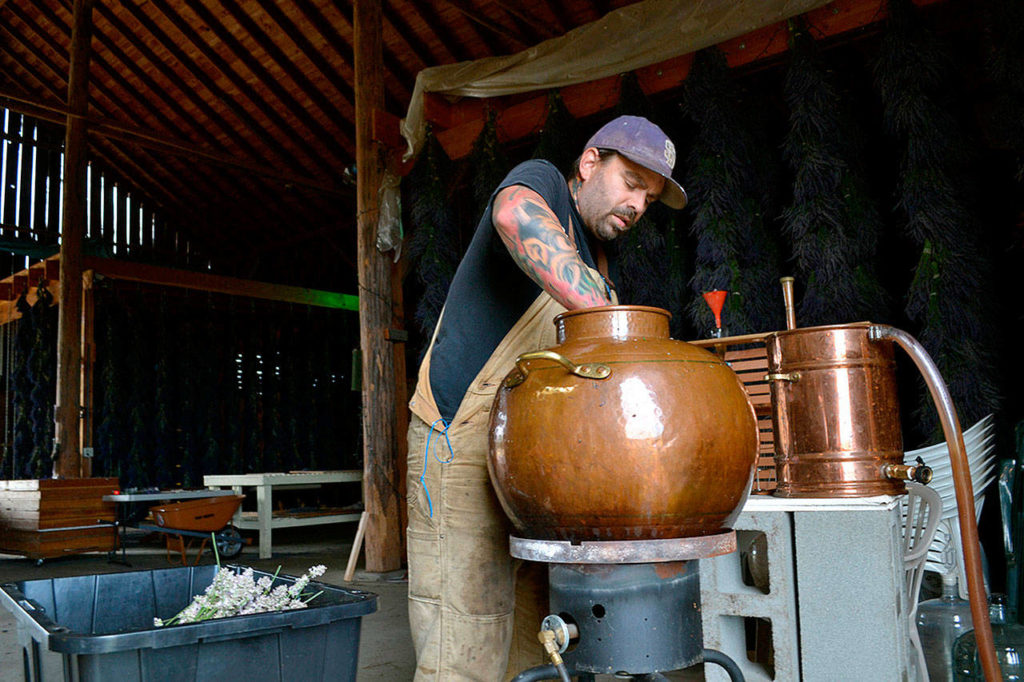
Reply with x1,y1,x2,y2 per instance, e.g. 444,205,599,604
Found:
509,530,736,564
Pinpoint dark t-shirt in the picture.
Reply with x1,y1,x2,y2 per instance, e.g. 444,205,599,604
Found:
428,159,613,423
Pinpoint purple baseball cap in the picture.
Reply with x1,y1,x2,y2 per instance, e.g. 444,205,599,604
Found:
584,115,687,209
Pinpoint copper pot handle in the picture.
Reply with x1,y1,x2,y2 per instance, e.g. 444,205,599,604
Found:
504,350,612,388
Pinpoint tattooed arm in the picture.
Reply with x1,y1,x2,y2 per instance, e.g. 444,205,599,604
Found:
491,185,611,309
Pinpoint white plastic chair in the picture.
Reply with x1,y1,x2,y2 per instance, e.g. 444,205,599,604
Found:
903,482,943,682
906,415,996,599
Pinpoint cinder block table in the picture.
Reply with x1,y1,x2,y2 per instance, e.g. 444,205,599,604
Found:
204,471,363,559
700,495,909,682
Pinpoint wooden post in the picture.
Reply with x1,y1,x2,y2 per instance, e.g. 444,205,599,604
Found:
79,269,95,478
391,257,409,557
54,0,94,479
354,0,402,572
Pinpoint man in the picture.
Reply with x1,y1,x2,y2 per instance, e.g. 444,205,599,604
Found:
406,115,687,680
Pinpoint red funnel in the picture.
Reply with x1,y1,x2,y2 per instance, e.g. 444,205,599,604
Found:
702,290,727,330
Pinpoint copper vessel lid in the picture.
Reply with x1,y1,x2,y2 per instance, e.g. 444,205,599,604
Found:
765,321,873,340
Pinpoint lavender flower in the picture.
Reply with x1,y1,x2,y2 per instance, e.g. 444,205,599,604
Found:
154,565,327,627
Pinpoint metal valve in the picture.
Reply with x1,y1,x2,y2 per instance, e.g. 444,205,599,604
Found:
882,456,933,485
541,614,579,654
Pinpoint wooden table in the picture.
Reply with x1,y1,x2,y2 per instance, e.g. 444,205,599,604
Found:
203,471,363,559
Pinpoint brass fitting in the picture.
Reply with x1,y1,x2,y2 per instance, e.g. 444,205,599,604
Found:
538,629,564,667
882,462,933,485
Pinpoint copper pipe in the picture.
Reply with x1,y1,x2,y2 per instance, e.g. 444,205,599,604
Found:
780,277,796,330
869,325,999,681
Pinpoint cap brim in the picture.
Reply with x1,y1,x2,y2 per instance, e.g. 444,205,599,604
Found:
659,177,687,210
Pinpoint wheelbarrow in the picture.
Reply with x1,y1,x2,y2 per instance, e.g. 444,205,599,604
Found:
141,495,248,565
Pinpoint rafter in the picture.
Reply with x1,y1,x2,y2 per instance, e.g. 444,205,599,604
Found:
213,0,356,155
0,91,350,196
383,0,437,70
446,0,529,50
401,0,474,61
103,0,336,174
528,0,570,34
490,1,560,42
294,0,413,106
5,2,220,156
84,1,296,172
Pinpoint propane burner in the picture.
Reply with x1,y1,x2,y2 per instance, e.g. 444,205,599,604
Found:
510,533,744,681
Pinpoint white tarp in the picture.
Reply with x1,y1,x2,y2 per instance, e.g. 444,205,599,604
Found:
400,0,834,160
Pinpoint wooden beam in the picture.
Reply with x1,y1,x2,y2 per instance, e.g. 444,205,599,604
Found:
426,0,945,160
82,256,359,309
492,1,561,41
0,254,359,322
355,0,403,573
87,1,287,170
54,0,94,479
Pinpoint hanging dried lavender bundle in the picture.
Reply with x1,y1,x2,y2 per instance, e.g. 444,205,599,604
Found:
781,21,888,326
11,295,34,478
532,91,580,176
682,47,783,337
152,293,175,488
26,283,56,478
981,0,1024,184
874,0,1000,439
470,111,511,220
405,130,459,351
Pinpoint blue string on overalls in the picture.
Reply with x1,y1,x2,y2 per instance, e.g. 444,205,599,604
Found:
421,418,454,518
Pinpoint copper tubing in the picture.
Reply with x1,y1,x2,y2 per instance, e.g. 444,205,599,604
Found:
780,277,797,331
869,324,999,681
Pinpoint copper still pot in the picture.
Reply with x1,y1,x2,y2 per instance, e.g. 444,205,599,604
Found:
487,305,758,542
765,322,907,497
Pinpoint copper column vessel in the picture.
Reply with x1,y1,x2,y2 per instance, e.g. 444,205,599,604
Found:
765,322,905,497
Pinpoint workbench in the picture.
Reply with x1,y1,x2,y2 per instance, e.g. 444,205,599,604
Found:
203,471,363,559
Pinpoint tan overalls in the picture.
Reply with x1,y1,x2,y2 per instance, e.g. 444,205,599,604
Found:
407,265,614,680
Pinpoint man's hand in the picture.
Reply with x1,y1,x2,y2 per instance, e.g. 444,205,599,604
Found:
492,185,611,310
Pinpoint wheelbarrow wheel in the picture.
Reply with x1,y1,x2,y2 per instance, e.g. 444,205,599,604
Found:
216,525,244,559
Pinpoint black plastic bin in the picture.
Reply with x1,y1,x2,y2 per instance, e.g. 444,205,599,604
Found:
0,564,377,682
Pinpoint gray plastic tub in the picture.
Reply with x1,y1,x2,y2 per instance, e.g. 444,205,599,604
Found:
0,564,377,682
